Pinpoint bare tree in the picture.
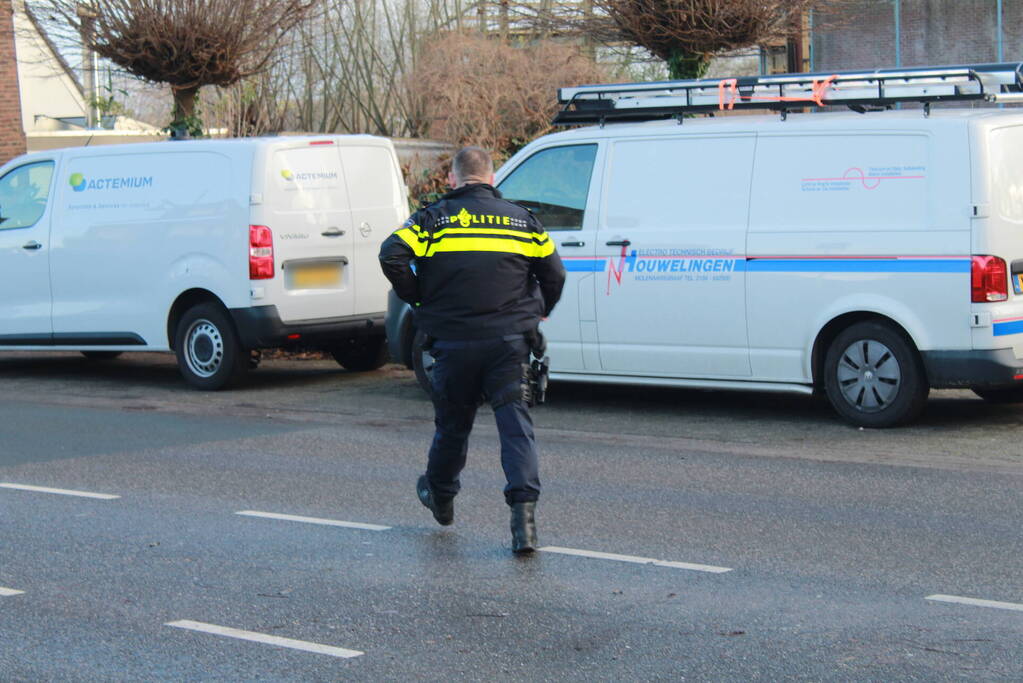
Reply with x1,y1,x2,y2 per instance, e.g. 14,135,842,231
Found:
199,0,466,138
293,0,464,137
35,0,317,135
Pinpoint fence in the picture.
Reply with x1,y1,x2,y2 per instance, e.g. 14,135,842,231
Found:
812,0,1023,72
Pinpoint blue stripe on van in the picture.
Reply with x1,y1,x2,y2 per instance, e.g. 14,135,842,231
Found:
993,319,1023,336
746,258,970,273
563,259,606,272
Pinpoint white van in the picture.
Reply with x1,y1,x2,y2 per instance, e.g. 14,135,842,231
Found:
0,135,406,388
392,64,1023,427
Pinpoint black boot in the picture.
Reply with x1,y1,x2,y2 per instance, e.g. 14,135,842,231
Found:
510,501,537,554
417,475,454,526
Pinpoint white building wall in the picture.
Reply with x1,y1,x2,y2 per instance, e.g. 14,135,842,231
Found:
12,0,85,132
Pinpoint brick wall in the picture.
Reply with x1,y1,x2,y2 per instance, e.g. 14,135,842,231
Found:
0,0,25,165
813,0,1023,71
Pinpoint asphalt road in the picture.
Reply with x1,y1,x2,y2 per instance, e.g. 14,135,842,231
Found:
0,351,1021,681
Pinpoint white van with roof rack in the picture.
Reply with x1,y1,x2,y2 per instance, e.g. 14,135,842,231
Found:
0,134,406,388
389,63,1023,427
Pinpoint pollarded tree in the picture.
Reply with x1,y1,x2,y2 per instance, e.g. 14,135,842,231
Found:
518,0,851,80
595,0,850,79
36,0,317,135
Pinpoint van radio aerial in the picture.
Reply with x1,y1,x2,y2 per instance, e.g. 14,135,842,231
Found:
553,62,1023,125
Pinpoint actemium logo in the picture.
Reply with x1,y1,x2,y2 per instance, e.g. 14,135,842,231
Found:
66,173,153,192
280,169,338,182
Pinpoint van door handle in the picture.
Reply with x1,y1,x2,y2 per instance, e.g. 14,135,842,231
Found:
605,239,631,247
22,241,42,250
561,241,585,247
322,227,345,237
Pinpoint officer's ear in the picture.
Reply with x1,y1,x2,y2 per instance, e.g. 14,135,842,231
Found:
447,172,458,189
489,173,495,185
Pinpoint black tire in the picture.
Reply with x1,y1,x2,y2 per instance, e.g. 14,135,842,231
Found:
972,386,1023,403
411,328,436,399
823,321,928,428
330,335,388,372
173,302,249,390
81,351,122,360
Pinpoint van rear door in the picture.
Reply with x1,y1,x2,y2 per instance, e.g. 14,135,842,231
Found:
338,141,405,316
260,140,355,323
976,124,1023,347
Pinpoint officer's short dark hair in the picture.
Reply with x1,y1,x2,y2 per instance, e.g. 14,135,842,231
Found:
452,146,494,184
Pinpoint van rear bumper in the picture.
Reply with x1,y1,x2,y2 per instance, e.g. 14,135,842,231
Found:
921,349,1023,388
229,305,385,349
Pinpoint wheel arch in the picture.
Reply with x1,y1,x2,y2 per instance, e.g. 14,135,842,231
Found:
167,289,229,350
811,312,921,390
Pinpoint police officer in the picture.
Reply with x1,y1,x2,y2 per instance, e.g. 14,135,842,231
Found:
379,146,566,553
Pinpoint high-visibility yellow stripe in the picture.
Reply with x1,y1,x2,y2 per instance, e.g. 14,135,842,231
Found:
405,223,429,238
431,226,550,243
395,227,428,256
425,236,556,258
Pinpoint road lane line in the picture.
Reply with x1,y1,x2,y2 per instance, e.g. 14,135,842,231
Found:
926,594,1023,613
235,510,390,531
0,587,25,596
166,620,363,658
0,483,120,500
538,546,732,574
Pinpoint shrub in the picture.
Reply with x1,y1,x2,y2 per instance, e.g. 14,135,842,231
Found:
410,33,612,161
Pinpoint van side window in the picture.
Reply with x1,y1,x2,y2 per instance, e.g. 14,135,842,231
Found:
0,161,54,230
498,144,597,231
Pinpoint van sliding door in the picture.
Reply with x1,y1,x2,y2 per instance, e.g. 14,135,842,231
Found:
594,135,754,377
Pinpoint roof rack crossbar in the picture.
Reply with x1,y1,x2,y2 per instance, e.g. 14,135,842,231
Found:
552,62,1023,126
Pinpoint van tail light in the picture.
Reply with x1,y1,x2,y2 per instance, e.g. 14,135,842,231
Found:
249,225,274,280
971,255,1008,302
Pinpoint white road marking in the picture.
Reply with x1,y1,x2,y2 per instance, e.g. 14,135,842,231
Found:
235,510,391,531
166,620,363,659
0,483,120,500
0,587,25,597
538,546,733,574
926,594,1023,613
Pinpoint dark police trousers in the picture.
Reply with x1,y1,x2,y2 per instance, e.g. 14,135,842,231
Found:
426,335,540,505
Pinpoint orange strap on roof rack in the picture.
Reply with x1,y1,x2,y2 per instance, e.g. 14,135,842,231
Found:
718,75,837,110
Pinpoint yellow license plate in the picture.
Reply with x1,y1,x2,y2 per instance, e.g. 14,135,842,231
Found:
289,262,342,289
1017,273,1023,294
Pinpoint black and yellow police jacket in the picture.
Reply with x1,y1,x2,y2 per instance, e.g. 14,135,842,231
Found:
379,183,566,341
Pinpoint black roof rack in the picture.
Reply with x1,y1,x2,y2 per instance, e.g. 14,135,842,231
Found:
553,63,1023,126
